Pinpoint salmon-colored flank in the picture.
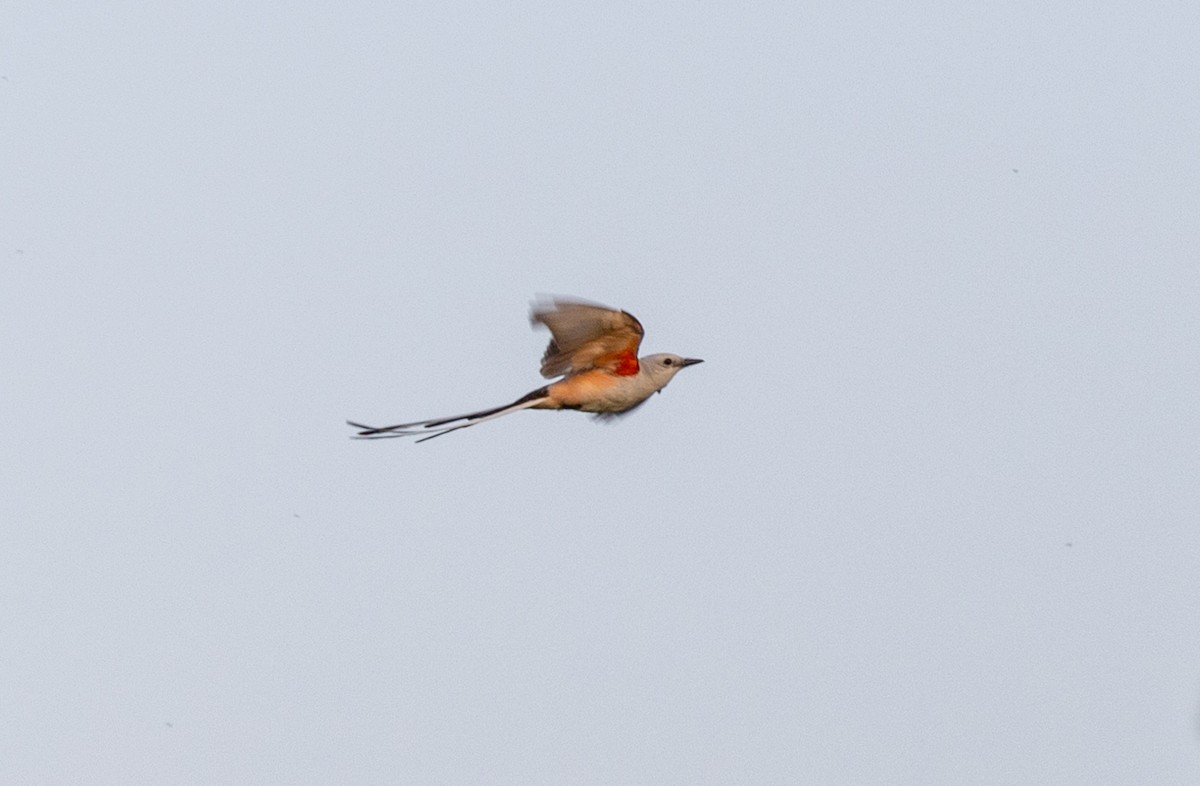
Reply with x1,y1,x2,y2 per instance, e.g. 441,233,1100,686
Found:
548,368,625,408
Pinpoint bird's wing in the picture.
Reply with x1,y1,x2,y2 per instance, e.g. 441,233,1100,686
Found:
530,298,644,378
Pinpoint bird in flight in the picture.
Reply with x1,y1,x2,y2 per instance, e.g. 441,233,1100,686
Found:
348,296,703,442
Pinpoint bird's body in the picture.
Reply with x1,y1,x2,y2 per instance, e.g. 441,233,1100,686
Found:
349,297,702,442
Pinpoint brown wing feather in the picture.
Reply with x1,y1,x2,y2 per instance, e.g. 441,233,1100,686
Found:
530,298,645,378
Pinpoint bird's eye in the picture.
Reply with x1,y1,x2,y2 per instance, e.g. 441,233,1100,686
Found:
663,358,673,366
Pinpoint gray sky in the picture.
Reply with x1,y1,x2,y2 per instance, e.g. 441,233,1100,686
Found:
3,2,1199,783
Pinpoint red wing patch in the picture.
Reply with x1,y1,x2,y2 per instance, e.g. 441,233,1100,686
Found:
592,349,640,376
613,352,640,376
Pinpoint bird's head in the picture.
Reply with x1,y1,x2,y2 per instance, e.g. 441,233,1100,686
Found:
641,353,703,391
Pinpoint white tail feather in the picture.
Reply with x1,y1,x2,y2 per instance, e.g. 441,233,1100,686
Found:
348,396,549,443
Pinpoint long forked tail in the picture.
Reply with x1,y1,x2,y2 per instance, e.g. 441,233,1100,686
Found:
348,387,550,443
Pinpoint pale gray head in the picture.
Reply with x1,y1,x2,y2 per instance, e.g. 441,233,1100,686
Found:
640,353,704,391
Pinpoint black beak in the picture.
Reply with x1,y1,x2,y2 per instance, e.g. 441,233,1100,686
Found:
680,358,704,368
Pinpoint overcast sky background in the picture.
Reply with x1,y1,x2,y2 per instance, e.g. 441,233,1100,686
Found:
3,2,1199,783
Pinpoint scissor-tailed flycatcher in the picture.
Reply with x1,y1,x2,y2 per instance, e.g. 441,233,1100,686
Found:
348,297,703,442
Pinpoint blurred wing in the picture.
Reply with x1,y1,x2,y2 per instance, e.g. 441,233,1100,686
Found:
530,297,644,378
